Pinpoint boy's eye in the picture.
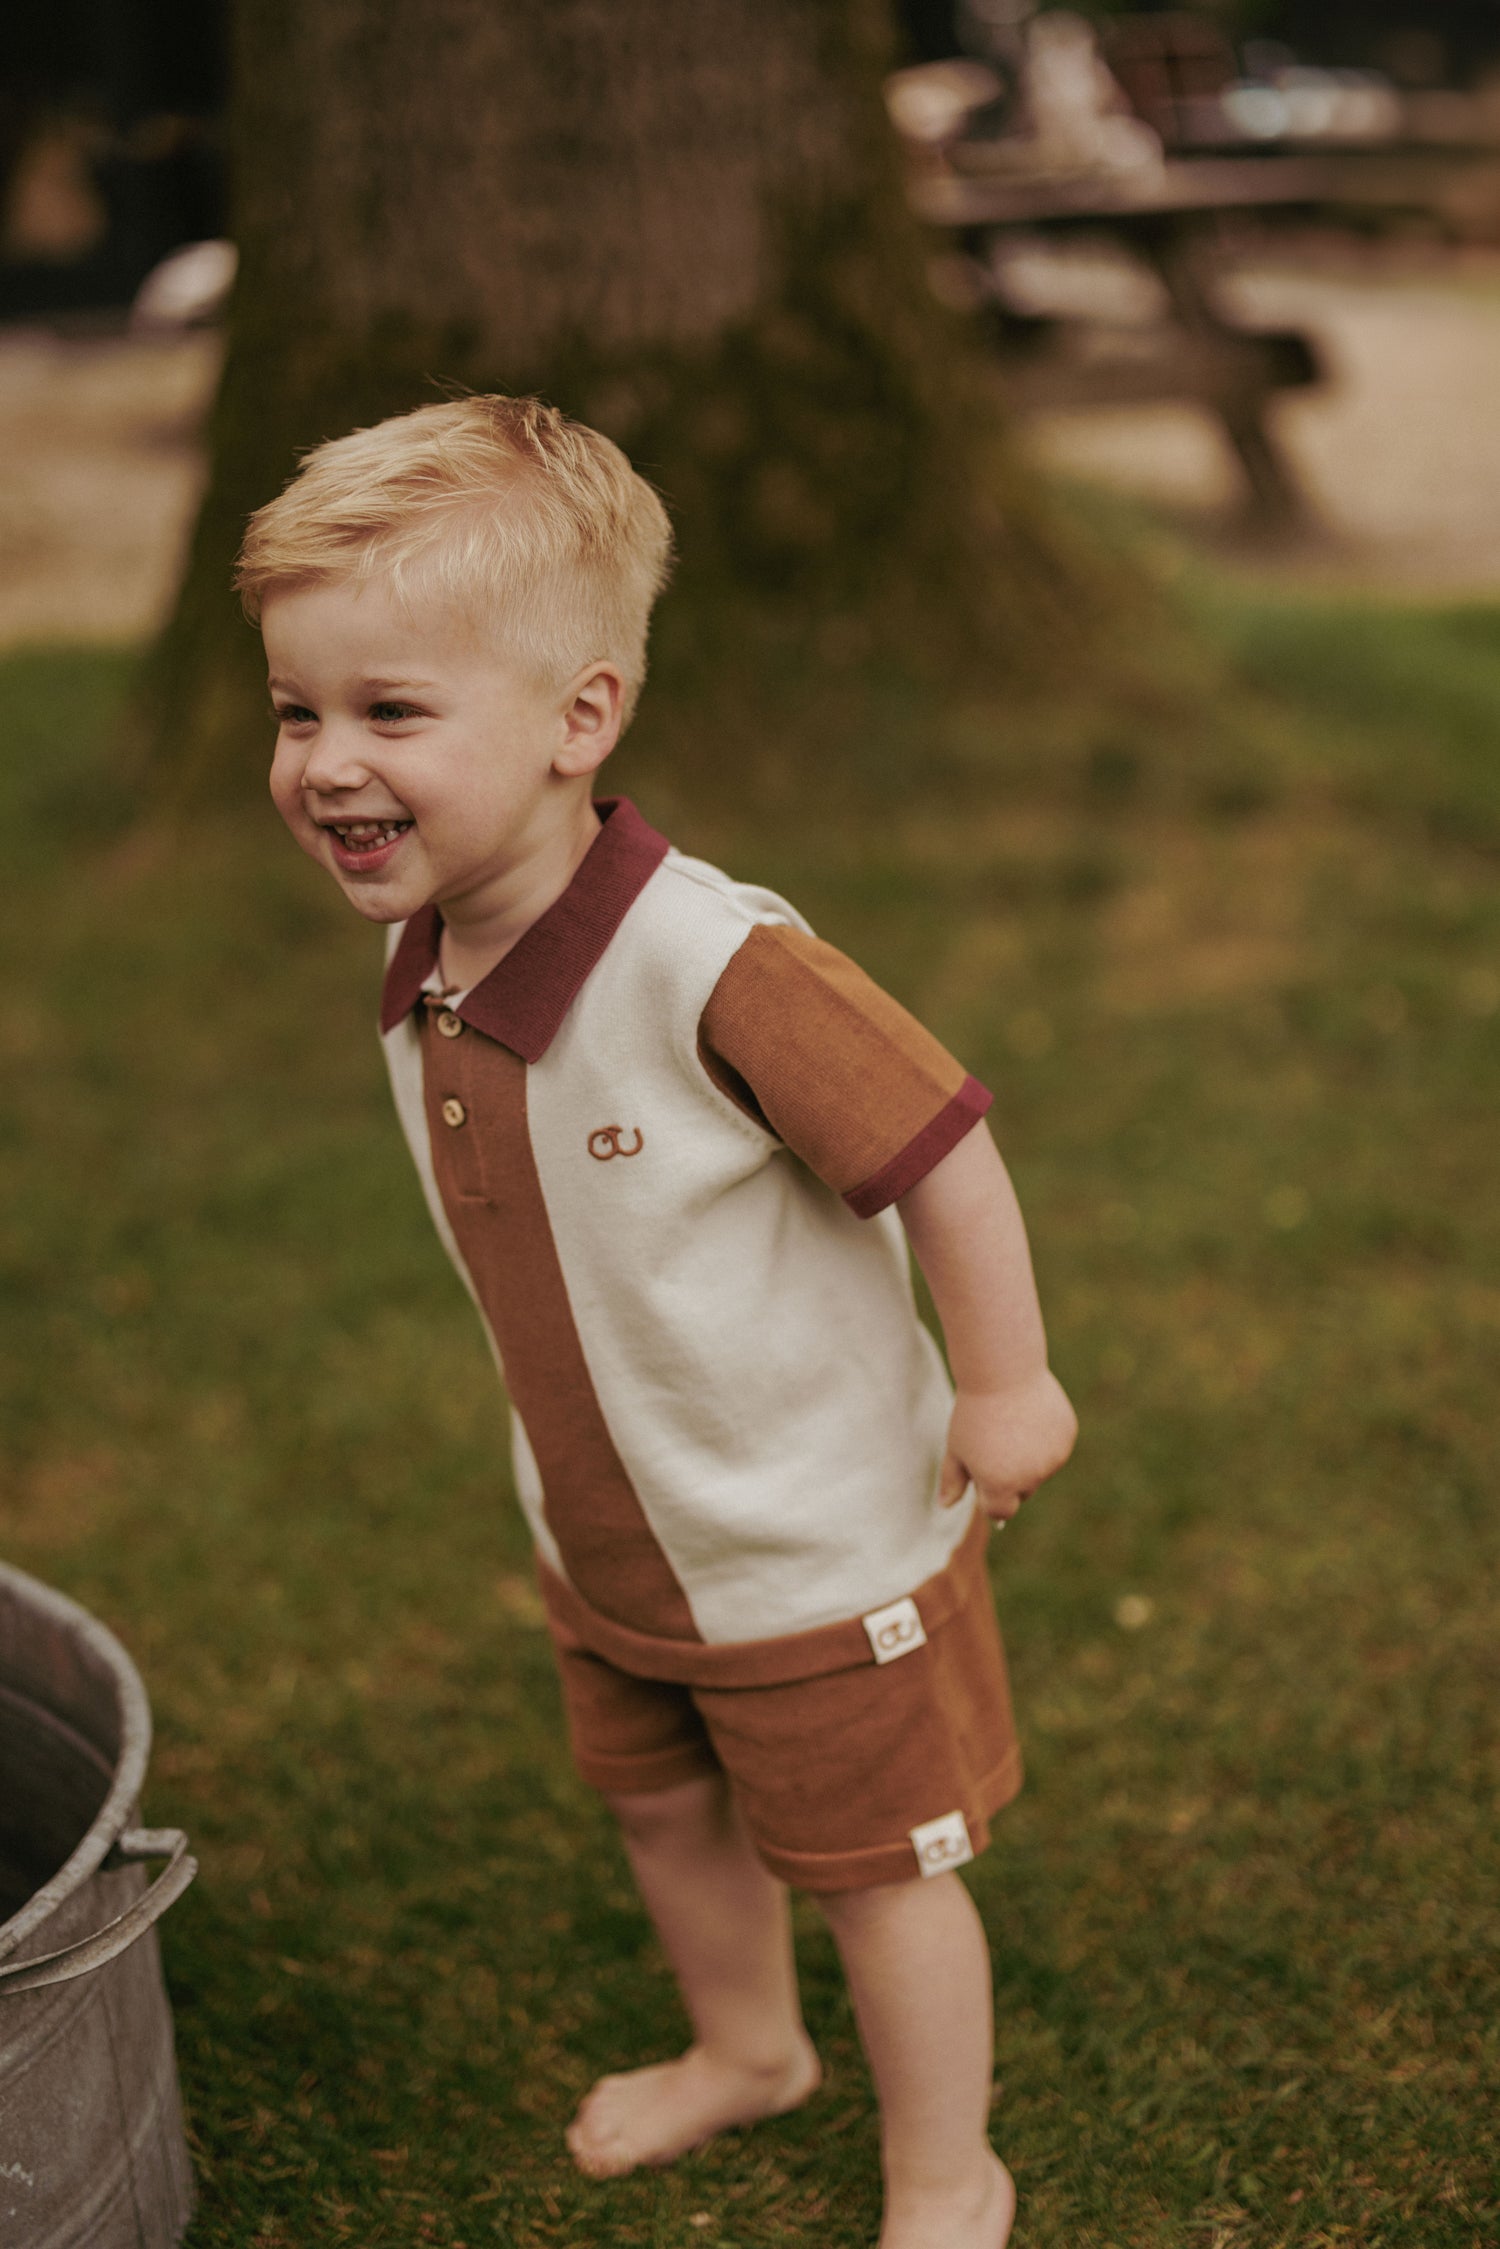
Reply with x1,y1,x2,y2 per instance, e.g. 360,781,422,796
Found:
370,701,421,724
273,703,315,727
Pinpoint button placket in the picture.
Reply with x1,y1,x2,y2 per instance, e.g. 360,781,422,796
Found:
424,1008,489,1203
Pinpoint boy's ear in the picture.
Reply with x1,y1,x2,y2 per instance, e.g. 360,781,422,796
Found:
554,663,626,779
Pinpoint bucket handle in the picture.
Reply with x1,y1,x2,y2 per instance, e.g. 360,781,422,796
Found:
0,1829,197,1996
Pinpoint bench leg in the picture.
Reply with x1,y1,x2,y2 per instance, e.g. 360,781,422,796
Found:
1148,225,1308,528
1219,395,1303,526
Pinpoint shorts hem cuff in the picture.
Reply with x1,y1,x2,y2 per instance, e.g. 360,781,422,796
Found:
751,1747,1024,1893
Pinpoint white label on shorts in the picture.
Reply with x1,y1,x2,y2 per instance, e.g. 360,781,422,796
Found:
909,1810,974,1878
863,1595,927,1665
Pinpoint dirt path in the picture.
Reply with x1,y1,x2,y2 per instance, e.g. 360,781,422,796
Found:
0,259,1497,651
1023,261,1500,596
0,327,220,647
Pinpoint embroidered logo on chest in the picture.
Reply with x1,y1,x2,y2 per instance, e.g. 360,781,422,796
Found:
588,1125,645,1161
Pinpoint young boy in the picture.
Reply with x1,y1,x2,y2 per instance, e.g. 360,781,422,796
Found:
239,395,1076,2249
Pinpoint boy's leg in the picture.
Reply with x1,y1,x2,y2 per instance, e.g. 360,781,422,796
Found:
566,1771,821,2177
819,1872,1015,2249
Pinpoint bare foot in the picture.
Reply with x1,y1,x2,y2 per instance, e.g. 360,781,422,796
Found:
566,2035,821,2178
879,2151,1015,2249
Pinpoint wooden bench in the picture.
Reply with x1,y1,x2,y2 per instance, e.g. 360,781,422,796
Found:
912,151,1492,524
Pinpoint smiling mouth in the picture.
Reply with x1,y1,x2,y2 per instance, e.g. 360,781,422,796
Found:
323,818,414,858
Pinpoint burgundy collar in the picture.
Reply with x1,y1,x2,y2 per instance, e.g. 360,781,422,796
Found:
378,797,671,1059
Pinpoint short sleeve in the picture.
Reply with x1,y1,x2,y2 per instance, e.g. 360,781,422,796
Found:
698,925,992,1217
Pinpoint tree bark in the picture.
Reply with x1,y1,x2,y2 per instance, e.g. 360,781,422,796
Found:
135,0,1098,798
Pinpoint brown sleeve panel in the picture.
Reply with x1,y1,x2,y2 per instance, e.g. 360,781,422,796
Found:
699,925,977,1201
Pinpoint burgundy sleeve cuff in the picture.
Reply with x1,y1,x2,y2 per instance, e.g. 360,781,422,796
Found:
843,1076,993,1219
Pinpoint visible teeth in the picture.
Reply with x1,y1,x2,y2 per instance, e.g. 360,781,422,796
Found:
332,820,410,845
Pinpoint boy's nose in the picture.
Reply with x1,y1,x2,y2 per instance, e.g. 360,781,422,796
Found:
300,726,372,793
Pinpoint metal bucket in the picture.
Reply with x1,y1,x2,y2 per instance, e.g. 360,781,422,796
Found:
0,1560,197,2247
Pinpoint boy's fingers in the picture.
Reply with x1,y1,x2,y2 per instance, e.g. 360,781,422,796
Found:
983,1485,1029,1525
938,1452,969,1506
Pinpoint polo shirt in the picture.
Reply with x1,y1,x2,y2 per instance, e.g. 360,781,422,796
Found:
379,798,993,1672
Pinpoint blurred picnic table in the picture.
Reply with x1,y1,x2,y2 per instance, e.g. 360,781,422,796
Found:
892,13,1500,525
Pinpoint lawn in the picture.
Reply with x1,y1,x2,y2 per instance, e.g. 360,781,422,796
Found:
0,583,1496,2248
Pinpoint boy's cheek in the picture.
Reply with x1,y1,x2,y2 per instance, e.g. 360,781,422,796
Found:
268,754,315,845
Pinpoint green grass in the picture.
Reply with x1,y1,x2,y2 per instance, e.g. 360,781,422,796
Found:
0,591,1496,2249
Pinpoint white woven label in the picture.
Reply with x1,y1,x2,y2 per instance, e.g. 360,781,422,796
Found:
862,1595,927,1665
909,1810,974,1878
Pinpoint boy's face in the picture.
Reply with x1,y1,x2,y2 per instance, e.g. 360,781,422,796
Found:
264,576,617,928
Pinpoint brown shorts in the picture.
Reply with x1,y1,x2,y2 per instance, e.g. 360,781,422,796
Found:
539,1512,1022,1892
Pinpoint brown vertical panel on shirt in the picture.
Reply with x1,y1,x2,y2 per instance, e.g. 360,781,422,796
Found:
698,925,980,1201
420,1008,701,1642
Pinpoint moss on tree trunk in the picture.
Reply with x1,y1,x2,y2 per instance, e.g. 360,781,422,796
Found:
133,0,1107,800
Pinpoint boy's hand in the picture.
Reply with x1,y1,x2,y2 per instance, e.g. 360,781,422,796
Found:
938,1370,1077,1523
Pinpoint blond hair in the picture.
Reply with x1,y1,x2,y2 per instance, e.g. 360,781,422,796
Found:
235,395,673,722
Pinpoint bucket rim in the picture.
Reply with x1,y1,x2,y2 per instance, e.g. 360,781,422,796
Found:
0,1559,153,1966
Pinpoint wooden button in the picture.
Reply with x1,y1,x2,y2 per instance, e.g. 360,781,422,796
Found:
436,1010,463,1039
440,1098,466,1128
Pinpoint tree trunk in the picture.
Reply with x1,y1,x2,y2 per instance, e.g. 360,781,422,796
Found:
134,0,1099,799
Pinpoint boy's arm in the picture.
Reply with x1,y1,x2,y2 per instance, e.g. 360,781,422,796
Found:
898,1122,1077,1523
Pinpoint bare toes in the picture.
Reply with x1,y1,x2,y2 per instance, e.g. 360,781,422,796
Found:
566,2044,820,2178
